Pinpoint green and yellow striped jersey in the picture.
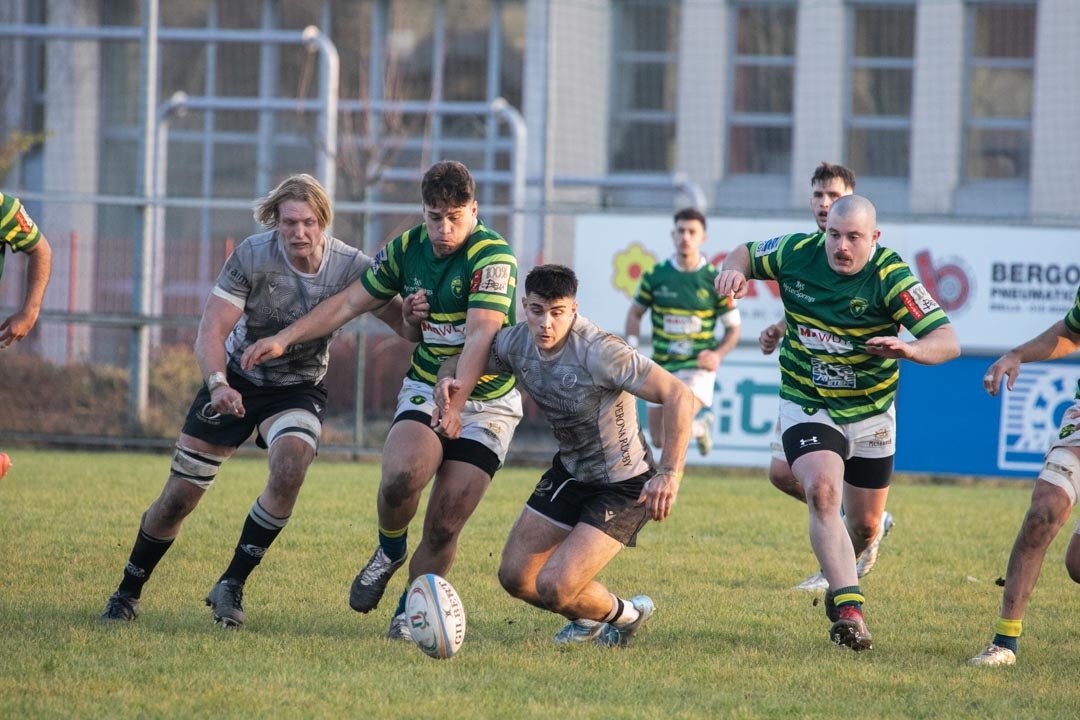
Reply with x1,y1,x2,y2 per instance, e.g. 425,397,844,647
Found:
0,193,42,279
362,220,517,400
632,257,738,372
748,231,951,424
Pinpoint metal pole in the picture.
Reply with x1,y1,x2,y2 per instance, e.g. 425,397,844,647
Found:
303,26,339,206
129,0,159,431
491,97,527,263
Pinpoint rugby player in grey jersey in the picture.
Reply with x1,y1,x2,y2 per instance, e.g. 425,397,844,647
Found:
431,264,696,646
100,174,417,629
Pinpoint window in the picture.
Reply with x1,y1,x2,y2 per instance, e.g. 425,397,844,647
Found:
845,1,915,178
963,1,1036,180
727,1,796,175
609,0,680,173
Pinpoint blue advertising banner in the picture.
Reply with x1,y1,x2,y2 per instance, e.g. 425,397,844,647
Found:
895,355,1080,478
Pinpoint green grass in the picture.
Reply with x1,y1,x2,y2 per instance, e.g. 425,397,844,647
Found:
2,450,1080,719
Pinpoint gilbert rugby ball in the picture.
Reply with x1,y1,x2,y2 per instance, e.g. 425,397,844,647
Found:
406,574,466,659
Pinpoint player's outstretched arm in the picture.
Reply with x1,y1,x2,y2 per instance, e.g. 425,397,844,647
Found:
983,319,1080,397
865,324,960,365
0,234,52,348
241,281,380,368
634,366,694,521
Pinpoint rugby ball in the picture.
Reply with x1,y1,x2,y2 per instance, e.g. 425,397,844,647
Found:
406,574,466,659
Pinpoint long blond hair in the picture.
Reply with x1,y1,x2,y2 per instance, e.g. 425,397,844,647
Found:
253,173,332,230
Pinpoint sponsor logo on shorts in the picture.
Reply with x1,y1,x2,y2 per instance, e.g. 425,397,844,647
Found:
604,509,616,524
867,427,892,448
534,477,553,498
410,395,426,405
1061,424,1078,440
799,436,820,448
486,422,502,435
196,402,223,425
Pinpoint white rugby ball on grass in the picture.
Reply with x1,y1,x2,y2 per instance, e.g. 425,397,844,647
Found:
406,574,466,659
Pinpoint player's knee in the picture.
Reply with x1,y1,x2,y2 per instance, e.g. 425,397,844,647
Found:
498,564,528,600
1067,549,1080,585
846,517,878,546
267,443,311,495
805,480,841,516
380,469,422,509
534,571,571,613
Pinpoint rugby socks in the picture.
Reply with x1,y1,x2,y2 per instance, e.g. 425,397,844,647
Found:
117,524,175,598
379,525,408,562
992,618,1021,654
395,589,408,617
221,500,289,584
831,585,865,612
602,594,641,628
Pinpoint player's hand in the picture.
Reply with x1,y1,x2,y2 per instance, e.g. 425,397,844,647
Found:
0,308,39,348
864,336,914,360
696,349,720,372
714,270,748,300
759,323,782,355
241,335,287,370
638,471,680,522
210,386,245,417
430,376,464,438
403,290,430,328
983,352,1022,397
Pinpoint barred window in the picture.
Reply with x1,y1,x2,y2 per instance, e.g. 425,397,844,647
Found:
726,1,796,175
609,0,680,173
845,1,915,178
963,1,1036,180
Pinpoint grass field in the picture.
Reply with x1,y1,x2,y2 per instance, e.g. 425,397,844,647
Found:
2,449,1079,719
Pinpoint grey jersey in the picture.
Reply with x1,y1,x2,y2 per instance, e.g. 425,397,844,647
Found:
213,230,371,386
491,315,655,483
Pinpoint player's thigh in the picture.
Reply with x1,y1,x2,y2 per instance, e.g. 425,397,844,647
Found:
540,523,625,594
382,417,445,493
422,460,493,534
1065,521,1080,583
260,409,319,474
500,508,570,583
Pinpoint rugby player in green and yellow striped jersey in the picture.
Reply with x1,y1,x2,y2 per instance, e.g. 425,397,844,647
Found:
0,192,52,347
242,161,522,640
717,194,960,652
626,207,740,457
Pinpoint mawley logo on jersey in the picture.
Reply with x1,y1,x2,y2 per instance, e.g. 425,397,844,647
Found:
797,325,853,353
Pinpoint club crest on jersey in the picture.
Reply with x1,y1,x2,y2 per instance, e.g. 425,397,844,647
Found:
451,277,464,298
849,297,868,317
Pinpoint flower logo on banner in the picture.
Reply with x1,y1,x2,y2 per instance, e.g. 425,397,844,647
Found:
612,243,657,298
